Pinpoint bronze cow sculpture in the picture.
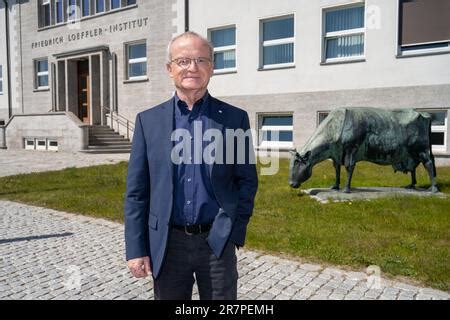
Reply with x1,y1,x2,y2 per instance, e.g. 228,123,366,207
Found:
289,108,438,193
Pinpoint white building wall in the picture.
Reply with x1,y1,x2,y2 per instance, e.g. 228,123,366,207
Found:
189,0,450,97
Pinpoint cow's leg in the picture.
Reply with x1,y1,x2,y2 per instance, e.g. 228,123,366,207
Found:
331,160,340,190
405,169,417,189
420,153,439,193
343,164,355,193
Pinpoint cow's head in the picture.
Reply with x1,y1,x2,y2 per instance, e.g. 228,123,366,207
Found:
289,150,312,188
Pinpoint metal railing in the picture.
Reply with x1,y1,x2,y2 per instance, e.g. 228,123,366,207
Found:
102,105,135,140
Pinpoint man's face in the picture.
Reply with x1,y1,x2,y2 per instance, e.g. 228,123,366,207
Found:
166,36,214,92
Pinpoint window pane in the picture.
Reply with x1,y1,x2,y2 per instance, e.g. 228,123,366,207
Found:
326,34,364,58
263,17,294,41
44,4,51,26
0,65,2,77
38,75,49,87
326,6,364,33
56,0,64,23
38,60,48,72
211,28,236,47
111,0,120,9
96,0,104,13
129,43,146,59
429,111,446,126
0,81,2,93
214,50,236,69
262,116,293,126
318,113,329,125
431,132,445,146
127,0,136,5
263,43,294,65
82,0,90,16
129,62,147,77
262,131,293,142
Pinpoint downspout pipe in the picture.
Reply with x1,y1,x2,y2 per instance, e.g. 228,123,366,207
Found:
184,0,189,31
2,0,12,119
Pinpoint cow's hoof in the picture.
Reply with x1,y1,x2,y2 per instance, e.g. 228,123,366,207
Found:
428,186,439,193
330,185,339,190
343,188,351,194
404,184,415,190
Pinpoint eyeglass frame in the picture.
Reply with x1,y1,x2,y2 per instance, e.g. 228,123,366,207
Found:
169,57,213,69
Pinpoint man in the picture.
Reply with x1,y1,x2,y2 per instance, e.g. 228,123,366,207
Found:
124,31,258,300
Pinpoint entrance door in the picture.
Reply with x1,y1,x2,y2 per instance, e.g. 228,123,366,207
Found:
78,61,90,124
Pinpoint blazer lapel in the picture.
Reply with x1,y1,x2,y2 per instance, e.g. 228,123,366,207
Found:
207,98,224,178
160,98,175,181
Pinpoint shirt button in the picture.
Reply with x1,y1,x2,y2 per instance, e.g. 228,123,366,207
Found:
186,200,191,205
187,178,192,182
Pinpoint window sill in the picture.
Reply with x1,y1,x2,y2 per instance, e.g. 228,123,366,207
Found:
320,57,366,65
33,87,50,92
124,77,149,84
213,69,237,75
38,4,138,32
257,64,295,71
396,50,450,59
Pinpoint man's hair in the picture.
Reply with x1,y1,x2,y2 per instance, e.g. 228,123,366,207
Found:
166,31,214,63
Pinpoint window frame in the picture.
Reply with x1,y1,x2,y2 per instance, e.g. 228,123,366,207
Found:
208,25,237,74
110,0,121,10
35,58,50,90
95,0,105,14
81,0,91,17
322,3,366,64
40,0,52,27
317,111,330,127
259,14,295,70
125,40,148,81
428,110,448,153
258,113,294,149
54,0,65,24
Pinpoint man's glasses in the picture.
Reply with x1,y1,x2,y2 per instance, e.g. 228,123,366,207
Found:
170,57,212,69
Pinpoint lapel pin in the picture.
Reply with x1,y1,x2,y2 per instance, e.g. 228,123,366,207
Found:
218,110,223,114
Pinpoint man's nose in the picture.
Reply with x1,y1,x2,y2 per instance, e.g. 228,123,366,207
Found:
187,60,199,71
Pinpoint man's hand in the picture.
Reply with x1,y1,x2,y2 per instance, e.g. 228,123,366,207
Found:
127,256,151,278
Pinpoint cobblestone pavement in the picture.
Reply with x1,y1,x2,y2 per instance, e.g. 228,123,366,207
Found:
0,150,130,177
1,200,448,300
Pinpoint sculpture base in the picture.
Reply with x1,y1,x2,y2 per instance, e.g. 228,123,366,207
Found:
302,187,447,204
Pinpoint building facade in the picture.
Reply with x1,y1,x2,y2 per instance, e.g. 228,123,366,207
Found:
190,0,450,164
1,0,450,165
0,0,185,151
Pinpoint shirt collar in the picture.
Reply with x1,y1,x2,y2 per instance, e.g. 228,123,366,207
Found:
174,91,210,117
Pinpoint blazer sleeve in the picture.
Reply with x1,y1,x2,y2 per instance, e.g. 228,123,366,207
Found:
124,113,151,260
229,111,258,246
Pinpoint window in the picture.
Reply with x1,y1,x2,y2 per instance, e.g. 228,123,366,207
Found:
82,0,90,17
96,0,105,13
429,110,448,152
35,59,49,89
47,140,59,151
258,114,293,149
126,0,136,4
0,65,3,94
323,4,365,62
25,139,35,150
111,0,121,10
209,26,236,72
40,0,51,27
260,16,294,68
317,111,329,126
55,0,64,23
399,0,450,56
126,42,147,79
67,0,78,21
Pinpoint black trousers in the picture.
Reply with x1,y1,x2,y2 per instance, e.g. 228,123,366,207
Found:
153,228,238,300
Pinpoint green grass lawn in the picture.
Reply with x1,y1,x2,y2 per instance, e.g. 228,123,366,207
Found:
0,159,449,291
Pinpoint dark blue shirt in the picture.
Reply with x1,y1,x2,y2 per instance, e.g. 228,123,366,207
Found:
171,92,220,226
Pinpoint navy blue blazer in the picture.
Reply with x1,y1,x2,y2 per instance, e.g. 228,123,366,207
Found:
124,95,258,279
